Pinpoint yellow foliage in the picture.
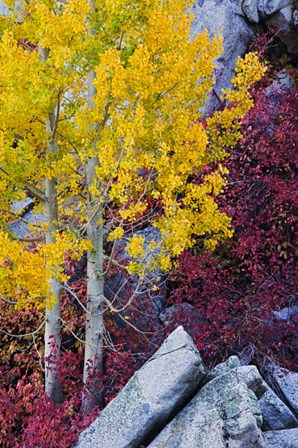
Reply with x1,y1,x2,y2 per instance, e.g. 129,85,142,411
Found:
126,235,146,259
0,0,266,308
107,226,124,241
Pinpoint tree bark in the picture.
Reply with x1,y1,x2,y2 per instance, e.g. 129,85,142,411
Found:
44,175,63,404
82,19,104,409
82,87,104,411
41,47,63,404
82,163,104,410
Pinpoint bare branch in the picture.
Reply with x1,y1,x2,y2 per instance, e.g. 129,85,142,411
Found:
51,89,62,140
32,332,45,371
64,282,90,314
118,313,160,345
0,296,17,305
0,208,42,229
0,318,45,338
60,317,86,344
102,254,127,271
13,236,44,242
24,181,46,202
0,152,45,203
117,30,124,51
102,278,142,314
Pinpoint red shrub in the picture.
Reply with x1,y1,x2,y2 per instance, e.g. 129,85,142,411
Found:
168,67,297,369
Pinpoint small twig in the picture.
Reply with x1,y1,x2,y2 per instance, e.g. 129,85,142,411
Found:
13,236,44,242
0,208,42,229
0,296,17,305
0,318,45,338
60,317,86,344
117,30,124,51
118,313,158,342
32,333,44,371
153,83,179,104
51,89,62,140
102,279,142,313
64,282,90,314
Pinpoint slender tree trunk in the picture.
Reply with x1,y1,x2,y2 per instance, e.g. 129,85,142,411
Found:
83,165,104,410
44,176,63,404
40,47,63,404
82,21,104,408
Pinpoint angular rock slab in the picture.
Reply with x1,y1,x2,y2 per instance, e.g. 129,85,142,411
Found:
258,0,292,18
264,428,298,447
191,0,254,114
204,364,267,399
204,355,241,384
269,365,298,416
242,0,260,23
76,326,205,448
260,386,298,430
266,4,298,57
149,366,268,448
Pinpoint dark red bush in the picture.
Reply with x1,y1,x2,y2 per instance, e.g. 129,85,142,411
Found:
168,67,297,369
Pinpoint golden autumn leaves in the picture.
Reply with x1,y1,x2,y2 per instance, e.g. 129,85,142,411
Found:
0,0,266,309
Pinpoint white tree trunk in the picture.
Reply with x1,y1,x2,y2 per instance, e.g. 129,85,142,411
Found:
44,176,63,404
41,46,63,403
82,57,104,410
83,173,104,410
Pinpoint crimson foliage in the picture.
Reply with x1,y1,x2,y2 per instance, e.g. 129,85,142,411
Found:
168,67,297,368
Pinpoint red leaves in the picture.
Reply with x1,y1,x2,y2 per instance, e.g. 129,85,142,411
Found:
167,67,297,369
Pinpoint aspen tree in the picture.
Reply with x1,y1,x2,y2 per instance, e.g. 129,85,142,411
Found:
0,0,266,408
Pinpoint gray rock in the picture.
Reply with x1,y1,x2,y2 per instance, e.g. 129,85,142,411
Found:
265,70,293,102
0,1,9,15
75,327,205,448
266,4,298,57
241,0,291,22
148,368,267,448
273,306,298,323
242,0,260,23
198,364,266,399
10,196,45,238
264,428,298,447
10,210,45,238
12,197,34,214
191,0,255,114
269,365,298,417
294,9,298,28
260,386,298,430
204,355,241,383
258,0,292,18
159,303,201,326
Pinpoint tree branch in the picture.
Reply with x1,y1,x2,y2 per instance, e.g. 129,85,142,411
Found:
0,162,45,202
0,318,45,338
0,296,17,305
0,208,42,229
13,236,44,242
24,181,46,202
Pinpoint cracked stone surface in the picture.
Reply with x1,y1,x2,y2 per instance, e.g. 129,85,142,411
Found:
75,327,205,448
148,367,267,448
